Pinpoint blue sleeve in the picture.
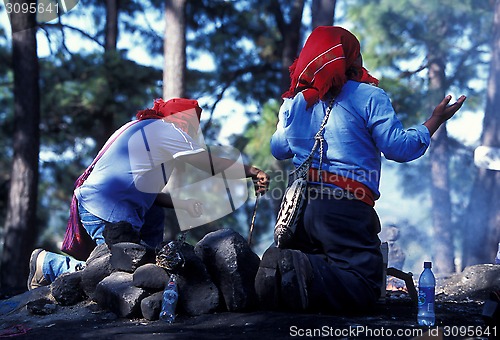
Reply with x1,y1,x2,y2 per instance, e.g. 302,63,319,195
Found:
270,100,294,160
366,91,431,163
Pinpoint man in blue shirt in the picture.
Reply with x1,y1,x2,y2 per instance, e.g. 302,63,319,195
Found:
28,98,270,290
255,26,465,313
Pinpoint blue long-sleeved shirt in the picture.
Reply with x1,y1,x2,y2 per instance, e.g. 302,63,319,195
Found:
270,80,431,199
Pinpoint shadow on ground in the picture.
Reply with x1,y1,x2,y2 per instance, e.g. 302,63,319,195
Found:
0,291,489,340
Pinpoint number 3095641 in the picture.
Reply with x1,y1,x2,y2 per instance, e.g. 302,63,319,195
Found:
5,2,59,14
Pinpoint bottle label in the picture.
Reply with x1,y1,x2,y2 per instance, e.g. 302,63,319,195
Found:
418,286,435,311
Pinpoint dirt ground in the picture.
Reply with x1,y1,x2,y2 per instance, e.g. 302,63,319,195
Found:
0,289,492,340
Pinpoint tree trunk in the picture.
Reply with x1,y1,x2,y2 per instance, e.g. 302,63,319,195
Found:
428,54,455,275
1,0,40,291
264,0,306,221
162,0,188,241
105,0,119,50
95,0,121,148
463,0,500,267
311,0,336,28
164,0,186,99
268,0,305,94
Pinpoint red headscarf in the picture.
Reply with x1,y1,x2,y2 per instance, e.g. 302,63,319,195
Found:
136,98,202,134
282,26,379,107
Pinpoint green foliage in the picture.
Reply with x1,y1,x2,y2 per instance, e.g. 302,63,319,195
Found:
347,0,492,196
40,51,161,151
185,0,286,113
241,101,279,170
0,0,493,257
237,100,293,251
34,50,162,240
378,76,427,125
346,0,493,148
348,0,492,103
236,100,293,190
346,0,494,269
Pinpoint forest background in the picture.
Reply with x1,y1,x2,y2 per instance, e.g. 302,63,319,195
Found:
0,0,499,292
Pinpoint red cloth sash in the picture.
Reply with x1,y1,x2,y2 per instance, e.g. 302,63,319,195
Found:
308,168,375,207
61,120,140,260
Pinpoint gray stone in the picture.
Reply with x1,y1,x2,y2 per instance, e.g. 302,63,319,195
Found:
133,263,169,291
140,291,163,321
103,221,141,245
51,271,87,306
94,271,149,318
194,228,260,312
26,298,57,315
86,243,111,266
110,242,153,273
81,252,114,298
439,264,500,301
177,243,220,316
0,286,53,317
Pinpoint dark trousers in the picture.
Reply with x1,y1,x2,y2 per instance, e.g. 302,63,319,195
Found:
292,189,383,313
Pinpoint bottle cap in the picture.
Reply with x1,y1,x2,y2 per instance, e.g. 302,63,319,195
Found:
424,261,432,268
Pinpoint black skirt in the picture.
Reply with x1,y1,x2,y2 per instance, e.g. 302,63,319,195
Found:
290,185,383,313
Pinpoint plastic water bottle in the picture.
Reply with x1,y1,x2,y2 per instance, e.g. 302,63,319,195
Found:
495,243,500,264
417,262,436,326
159,274,178,323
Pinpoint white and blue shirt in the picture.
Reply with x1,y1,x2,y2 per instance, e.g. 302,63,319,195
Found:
76,119,204,227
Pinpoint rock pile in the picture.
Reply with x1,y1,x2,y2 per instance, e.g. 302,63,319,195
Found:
438,264,500,301
42,228,261,320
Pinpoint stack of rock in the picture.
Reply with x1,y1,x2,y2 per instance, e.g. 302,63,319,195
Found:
47,227,261,320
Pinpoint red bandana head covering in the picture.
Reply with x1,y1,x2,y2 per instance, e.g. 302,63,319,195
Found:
282,26,379,107
136,98,202,134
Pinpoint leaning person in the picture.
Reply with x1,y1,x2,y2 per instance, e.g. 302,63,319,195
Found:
28,98,270,290
255,26,465,313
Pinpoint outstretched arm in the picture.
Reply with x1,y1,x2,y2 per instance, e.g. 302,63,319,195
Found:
178,151,270,195
154,192,203,217
423,95,467,136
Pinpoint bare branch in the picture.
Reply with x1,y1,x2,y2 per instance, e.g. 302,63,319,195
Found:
202,81,231,136
201,63,278,136
39,22,104,48
38,25,55,55
398,62,429,79
446,39,491,87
